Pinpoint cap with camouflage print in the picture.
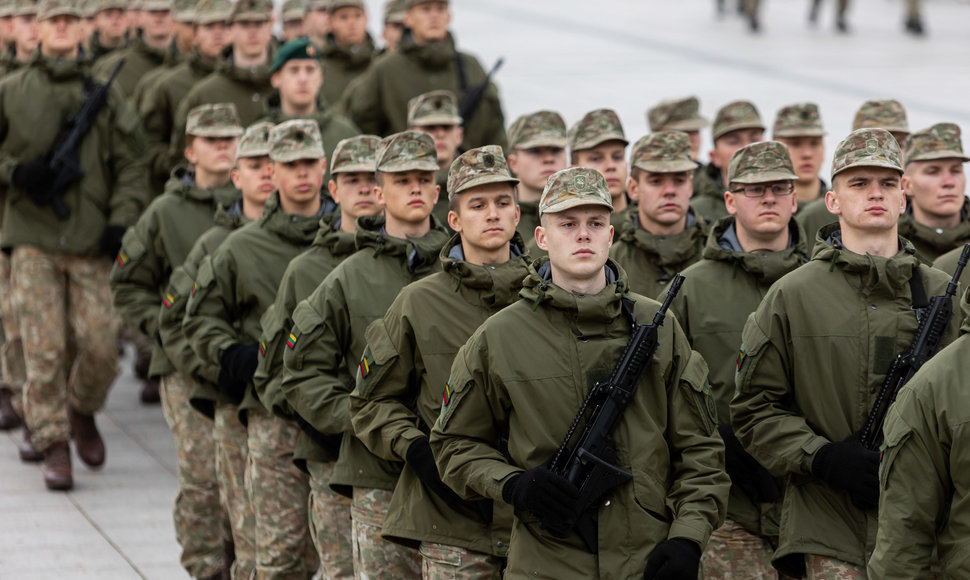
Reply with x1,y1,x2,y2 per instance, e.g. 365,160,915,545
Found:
508,110,567,150
902,123,970,166
773,103,825,138
13,0,40,17
540,167,613,216
37,0,81,20
280,0,305,20
831,128,903,178
173,0,195,21
384,0,405,22
330,0,364,11
407,90,462,128
187,103,243,138
376,131,439,173
728,141,798,184
631,131,698,174
236,122,274,160
852,99,909,134
569,109,627,152
0,0,14,18
405,0,448,8
447,145,519,199
647,96,709,133
330,135,380,174
713,100,764,141
80,0,99,17
306,0,329,9
194,0,232,23
270,119,326,162
142,0,174,12
230,0,272,22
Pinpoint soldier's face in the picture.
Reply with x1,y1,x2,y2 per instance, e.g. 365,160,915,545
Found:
375,170,439,226
95,8,126,42
827,167,905,234
281,18,304,42
232,19,272,59
573,142,628,202
381,21,403,52
685,130,702,161
0,17,10,43
629,171,692,233
141,8,173,42
126,8,141,31
413,124,462,166
777,136,824,183
902,159,966,222
536,206,614,289
232,156,276,208
275,158,327,205
185,136,239,174
725,180,797,242
12,14,38,56
194,21,229,59
448,184,520,256
404,1,450,44
711,128,764,170
38,15,81,57
271,60,323,109
508,146,567,192
328,171,382,222
303,7,329,38
329,6,366,46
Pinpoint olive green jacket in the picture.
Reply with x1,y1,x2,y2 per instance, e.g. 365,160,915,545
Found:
690,163,727,221
280,215,450,495
932,242,970,290
88,30,128,64
349,233,528,553
343,32,507,151
731,223,961,572
430,258,728,579
0,52,146,255
0,47,26,78
666,216,809,535
609,209,708,297
110,167,238,378
794,196,838,255
92,34,175,98
897,197,970,262
867,290,970,579
319,33,376,108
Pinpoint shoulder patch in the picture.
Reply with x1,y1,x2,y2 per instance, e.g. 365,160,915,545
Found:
162,290,180,308
286,329,301,349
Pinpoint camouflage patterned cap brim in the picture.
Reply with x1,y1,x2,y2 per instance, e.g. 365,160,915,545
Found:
713,121,765,141
142,0,174,11
541,193,613,215
281,8,306,20
633,159,699,174
449,173,519,199
903,123,970,166
660,118,709,132
514,134,567,150
411,112,462,127
831,128,904,178
405,0,448,8
38,0,82,20
13,0,41,16
731,168,798,185
271,144,326,162
906,150,970,165
540,167,613,216
329,0,364,10
773,127,826,139
729,140,798,184
376,130,439,173
190,125,244,138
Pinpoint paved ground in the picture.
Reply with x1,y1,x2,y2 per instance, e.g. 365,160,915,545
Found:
3,1,969,578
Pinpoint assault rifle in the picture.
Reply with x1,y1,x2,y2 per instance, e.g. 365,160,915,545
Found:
455,55,503,123
548,274,685,553
859,243,970,451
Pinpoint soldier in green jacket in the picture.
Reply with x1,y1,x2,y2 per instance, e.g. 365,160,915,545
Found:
1,0,147,490
691,100,765,221
610,131,707,298
669,141,809,579
646,96,709,162
897,122,970,261
773,102,829,208
343,0,507,151
92,0,176,97
731,128,962,578
1,1,38,75
278,0,305,42
407,90,462,226
319,0,376,107
867,286,970,579
569,109,630,229
87,0,128,62
252,135,381,580
350,145,528,578
431,166,729,579
380,0,405,53
280,131,450,579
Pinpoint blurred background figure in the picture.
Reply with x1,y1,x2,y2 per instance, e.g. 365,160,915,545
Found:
809,0,850,33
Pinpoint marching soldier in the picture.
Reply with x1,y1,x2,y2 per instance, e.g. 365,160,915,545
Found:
568,109,630,229
92,0,176,98
1,0,38,76
772,102,828,207
406,90,463,224
87,0,128,62
381,0,406,53
319,0,376,106
279,0,306,43
646,96,710,162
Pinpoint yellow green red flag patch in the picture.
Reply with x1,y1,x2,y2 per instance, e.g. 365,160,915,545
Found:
359,356,370,378
442,383,452,405
286,330,301,349
116,251,129,268
162,291,179,308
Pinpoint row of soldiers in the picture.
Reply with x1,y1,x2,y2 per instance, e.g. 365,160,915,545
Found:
0,0,969,579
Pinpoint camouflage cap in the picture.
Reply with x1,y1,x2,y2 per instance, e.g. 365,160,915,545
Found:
447,145,519,199
507,110,567,150
831,128,903,178
270,119,326,162
236,122,274,160
173,0,195,21
270,38,320,73
80,0,99,17
130,0,142,10
375,131,439,173
852,99,909,133
903,123,970,166
646,96,709,133
280,0,306,21
631,131,698,174
539,167,613,216
712,100,764,141
405,0,448,8
773,103,825,138
407,90,462,127
229,0,271,22
15,0,41,17
306,0,328,10
37,0,81,20
330,135,380,174
194,0,232,24
728,141,798,185
186,103,244,138
0,0,13,18
569,109,627,152
142,0,174,12
329,0,363,11
384,0,405,23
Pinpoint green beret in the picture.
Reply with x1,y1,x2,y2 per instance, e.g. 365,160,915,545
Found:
270,38,321,74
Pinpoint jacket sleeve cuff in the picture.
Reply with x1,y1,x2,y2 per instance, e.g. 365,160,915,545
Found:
667,517,713,548
800,435,831,474
393,428,429,462
485,466,523,503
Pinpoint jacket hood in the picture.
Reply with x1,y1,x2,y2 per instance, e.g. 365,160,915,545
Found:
353,214,451,273
702,215,810,284
310,210,357,259
259,191,337,246
615,209,708,268
213,198,249,229
813,222,924,296
321,32,376,69
438,232,530,308
31,49,87,80
217,45,275,85
398,31,457,70
164,165,239,205
898,197,970,257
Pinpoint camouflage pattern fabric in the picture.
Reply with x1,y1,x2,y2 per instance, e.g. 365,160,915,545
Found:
246,408,318,578
852,99,909,133
568,108,627,152
307,460,355,580
376,131,439,173
805,555,867,580
419,542,504,580
407,90,462,127
713,100,764,140
630,131,698,173
37,0,81,20
237,122,274,160
728,141,798,184
646,96,709,133
384,0,405,22
194,0,233,24
270,119,327,162
214,402,256,580
330,135,380,175
186,103,244,138
446,145,518,199
903,122,970,165
539,167,614,215
11,246,119,452
0,252,25,416
280,0,305,21
230,0,272,21
700,519,777,580
350,487,422,579
173,0,196,22
772,103,825,138
507,110,567,150
831,128,904,178
159,372,226,578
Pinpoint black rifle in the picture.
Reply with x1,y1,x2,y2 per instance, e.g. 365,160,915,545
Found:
41,58,126,221
549,274,685,553
859,243,970,451
455,55,503,123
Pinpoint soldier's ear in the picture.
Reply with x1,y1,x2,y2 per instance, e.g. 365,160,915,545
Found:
535,225,548,251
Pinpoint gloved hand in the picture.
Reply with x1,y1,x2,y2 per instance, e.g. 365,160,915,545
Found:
501,463,579,537
643,538,701,580
217,343,259,402
294,414,342,458
811,434,879,510
100,226,126,258
718,423,781,503
12,157,55,204
406,437,464,507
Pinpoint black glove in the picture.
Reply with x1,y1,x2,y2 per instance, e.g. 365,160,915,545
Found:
217,343,259,403
718,423,781,503
406,437,464,507
811,434,879,510
100,226,126,258
643,538,701,580
294,414,342,458
12,157,55,204
501,464,579,537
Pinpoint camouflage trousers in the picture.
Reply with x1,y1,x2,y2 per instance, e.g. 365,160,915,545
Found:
160,372,228,578
419,542,504,580
351,487,421,580
246,408,318,579
307,460,354,580
805,555,866,579
701,518,777,579
11,245,119,451
0,250,25,416
215,402,255,580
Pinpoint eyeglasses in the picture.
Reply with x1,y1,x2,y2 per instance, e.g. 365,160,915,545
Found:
731,182,795,198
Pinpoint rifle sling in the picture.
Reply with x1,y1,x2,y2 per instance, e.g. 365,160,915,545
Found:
909,266,928,311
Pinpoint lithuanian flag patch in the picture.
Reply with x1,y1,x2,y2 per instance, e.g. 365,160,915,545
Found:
286,330,301,349
442,383,452,405
162,291,178,308
116,250,129,269
191,281,199,296
736,351,745,371
359,356,370,378
258,340,266,357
